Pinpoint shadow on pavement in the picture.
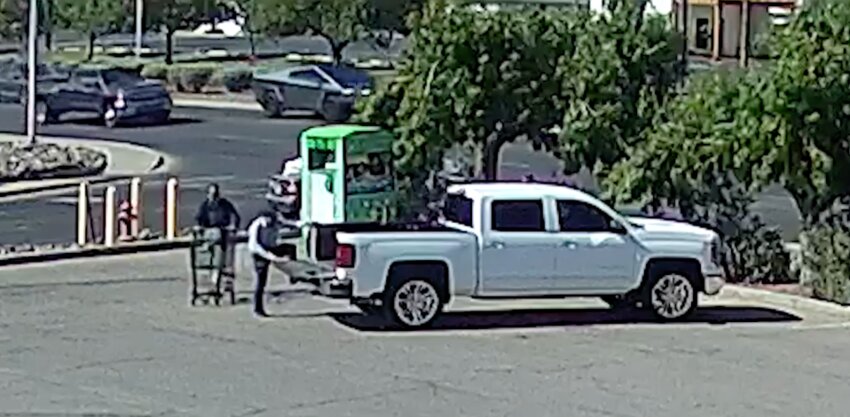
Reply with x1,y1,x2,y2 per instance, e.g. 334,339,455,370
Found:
330,306,803,332
70,116,201,128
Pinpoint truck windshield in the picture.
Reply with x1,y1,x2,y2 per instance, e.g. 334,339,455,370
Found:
444,194,472,226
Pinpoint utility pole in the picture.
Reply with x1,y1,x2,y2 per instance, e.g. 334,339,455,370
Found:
26,0,38,145
135,0,144,60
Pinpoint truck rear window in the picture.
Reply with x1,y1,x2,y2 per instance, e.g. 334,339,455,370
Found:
444,194,472,227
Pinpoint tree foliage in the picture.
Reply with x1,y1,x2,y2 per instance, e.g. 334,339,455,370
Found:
356,0,679,219
555,0,680,176
147,0,206,63
53,0,129,60
252,0,369,64
0,0,22,39
357,0,586,217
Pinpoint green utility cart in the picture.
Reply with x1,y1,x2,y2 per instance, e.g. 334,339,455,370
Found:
291,124,401,262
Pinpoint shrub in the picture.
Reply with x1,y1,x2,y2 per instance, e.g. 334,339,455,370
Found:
166,66,183,91
223,67,253,92
141,63,168,80
800,199,850,305
178,64,217,93
636,171,794,285
207,70,225,90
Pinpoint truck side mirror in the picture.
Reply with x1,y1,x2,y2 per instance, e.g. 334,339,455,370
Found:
609,220,628,234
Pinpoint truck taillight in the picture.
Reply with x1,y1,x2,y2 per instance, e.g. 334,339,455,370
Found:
335,244,355,268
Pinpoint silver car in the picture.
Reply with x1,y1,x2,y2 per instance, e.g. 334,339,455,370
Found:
251,64,373,122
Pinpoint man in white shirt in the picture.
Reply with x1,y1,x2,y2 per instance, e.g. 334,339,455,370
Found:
247,210,289,317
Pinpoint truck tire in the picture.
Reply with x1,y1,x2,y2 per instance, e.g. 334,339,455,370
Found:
642,264,698,321
262,92,282,118
383,276,445,329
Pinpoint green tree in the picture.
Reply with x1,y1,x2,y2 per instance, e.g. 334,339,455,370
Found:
253,0,369,64
0,0,22,40
761,0,850,224
555,0,680,178
357,1,584,217
147,0,205,64
54,0,129,60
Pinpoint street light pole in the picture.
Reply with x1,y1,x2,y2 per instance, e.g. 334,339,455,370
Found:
135,0,144,60
26,0,38,145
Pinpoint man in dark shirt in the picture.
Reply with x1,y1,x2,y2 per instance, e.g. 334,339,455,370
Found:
195,183,241,229
195,183,241,285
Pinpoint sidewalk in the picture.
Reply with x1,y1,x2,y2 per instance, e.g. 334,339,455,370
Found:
0,134,176,200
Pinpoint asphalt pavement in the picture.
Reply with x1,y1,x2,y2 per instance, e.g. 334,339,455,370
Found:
0,251,849,416
0,102,803,246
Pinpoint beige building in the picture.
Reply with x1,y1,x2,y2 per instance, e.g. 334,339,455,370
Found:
673,0,799,65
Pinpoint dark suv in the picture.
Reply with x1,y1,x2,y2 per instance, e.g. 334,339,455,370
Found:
37,67,172,127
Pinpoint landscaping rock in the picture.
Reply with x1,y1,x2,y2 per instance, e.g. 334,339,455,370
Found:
0,141,107,182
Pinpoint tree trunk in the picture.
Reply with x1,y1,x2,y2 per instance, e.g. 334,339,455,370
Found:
483,134,509,181
330,40,349,65
165,29,174,65
87,32,96,61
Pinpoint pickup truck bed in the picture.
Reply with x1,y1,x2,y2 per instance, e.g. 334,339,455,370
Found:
274,221,466,297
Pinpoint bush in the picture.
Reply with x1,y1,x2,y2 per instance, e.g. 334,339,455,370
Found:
636,171,794,285
178,64,217,93
223,67,253,92
800,200,850,305
141,63,168,80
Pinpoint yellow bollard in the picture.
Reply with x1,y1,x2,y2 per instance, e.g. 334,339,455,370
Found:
165,177,178,240
77,182,88,246
130,177,142,237
103,185,116,247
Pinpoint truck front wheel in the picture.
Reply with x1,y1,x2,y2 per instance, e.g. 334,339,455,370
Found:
383,277,444,329
643,267,698,321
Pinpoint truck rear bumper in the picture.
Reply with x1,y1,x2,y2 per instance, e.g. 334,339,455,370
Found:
289,275,352,299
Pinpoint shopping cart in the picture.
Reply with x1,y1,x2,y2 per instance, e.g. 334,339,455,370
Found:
188,227,237,306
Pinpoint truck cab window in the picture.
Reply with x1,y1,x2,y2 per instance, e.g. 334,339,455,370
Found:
491,200,544,232
557,200,611,232
445,194,473,227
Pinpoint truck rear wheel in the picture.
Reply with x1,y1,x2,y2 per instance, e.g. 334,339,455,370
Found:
383,277,444,329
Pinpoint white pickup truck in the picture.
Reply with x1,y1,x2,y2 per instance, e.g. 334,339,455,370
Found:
288,182,725,329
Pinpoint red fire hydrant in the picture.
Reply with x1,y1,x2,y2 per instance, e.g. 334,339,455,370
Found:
117,200,136,241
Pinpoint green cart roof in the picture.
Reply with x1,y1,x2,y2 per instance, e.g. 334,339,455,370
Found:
301,124,387,140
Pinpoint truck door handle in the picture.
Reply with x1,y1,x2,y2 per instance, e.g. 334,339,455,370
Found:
562,240,578,249
487,241,505,249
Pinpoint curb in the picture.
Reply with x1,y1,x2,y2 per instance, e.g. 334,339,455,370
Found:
720,284,850,318
0,237,192,267
0,232,250,268
172,98,262,112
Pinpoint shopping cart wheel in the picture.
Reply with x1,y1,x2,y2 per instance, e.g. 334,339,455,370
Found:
213,294,221,306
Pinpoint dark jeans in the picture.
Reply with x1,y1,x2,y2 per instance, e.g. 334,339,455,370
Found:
253,255,270,315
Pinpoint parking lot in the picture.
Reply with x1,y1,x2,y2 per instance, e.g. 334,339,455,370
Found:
1,250,849,417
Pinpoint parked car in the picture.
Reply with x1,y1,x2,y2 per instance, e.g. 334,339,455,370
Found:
251,64,373,122
282,182,726,329
36,66,172,128
0,59,71,104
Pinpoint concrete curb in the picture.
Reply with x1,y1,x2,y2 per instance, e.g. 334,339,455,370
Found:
0,237,193,267
0,232,250,268
173,98,262,111
720,284,850,318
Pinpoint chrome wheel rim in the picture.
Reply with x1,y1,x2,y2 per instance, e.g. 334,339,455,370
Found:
650,274,694,319
393,280,439,326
